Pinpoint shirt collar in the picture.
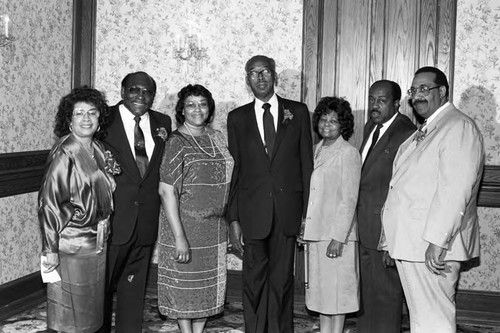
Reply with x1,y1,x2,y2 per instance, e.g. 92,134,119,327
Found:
254,94,278,113
422,101,450,129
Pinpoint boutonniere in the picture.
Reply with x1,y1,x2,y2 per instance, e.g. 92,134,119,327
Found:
104,150,121,175
156,127,168,141
282,109,294,124
412,128,427,145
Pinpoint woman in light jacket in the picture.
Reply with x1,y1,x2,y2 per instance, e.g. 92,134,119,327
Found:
301,96,361,333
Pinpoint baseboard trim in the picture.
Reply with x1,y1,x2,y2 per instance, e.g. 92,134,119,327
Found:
0,272,45,321
457,289,500,326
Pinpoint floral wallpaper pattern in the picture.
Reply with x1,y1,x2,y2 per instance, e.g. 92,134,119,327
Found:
95,0,304,270
0,1,72,284
454,0,500,291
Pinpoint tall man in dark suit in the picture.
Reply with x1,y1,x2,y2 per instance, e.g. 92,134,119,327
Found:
227,55,313,333
356,80,416,333
101,71,171,333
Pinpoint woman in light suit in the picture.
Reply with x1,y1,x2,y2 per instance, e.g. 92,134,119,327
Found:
301,96,361,333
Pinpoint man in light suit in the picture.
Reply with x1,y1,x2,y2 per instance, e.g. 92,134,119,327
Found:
381,67,484,333
101,71,172,332
356,80,416,333
227,55,313,333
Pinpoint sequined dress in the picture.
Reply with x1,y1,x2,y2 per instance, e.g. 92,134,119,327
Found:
158,129,234,319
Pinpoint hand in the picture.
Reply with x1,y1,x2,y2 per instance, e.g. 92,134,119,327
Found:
173,236,190,263
425,243,447,275
326,239,343,259
382,250,396,268
229,221,244,255
297,220,306,245
43,252,59,273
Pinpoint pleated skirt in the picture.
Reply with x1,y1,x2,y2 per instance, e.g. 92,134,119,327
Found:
305,240,360,315
46,248,106,333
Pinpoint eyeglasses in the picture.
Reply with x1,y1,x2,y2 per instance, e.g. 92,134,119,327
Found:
127,87,154,98
247,69,273,80
407,85,440,97
185,101,209,111
73,108,99,118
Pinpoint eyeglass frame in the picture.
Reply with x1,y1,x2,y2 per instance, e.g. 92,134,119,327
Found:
184,101,209,111
247,68,274,80
73,108,100,119
407,85,441,98
127,86,155,98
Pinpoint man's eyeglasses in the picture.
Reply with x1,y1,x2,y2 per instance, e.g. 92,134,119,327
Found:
247,69,273,80
127,87,154,98
73,108,99,119
407,85,440,97
185,101,209,111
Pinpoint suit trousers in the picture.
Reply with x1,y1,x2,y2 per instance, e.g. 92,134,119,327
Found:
396,260,461,333
357,244,403,333
102,230,154,333
242,228,296,333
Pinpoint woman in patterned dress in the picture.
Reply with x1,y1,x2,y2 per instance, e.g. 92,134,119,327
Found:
158,84,234,333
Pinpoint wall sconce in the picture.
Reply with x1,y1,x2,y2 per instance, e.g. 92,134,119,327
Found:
1,14,15,48
173,34,208,73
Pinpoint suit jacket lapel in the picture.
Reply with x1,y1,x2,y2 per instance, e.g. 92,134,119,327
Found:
270,96,288,160
107,106,142,179
359,121,375,153
392,106,453,182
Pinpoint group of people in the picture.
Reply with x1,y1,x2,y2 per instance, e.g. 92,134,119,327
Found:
37,54,484,333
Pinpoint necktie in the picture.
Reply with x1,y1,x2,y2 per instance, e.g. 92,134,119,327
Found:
134,116,148,177
413,120,427,143
262,103,275,157
365,123,383,159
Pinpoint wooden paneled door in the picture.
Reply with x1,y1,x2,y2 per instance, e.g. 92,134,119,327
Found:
296,0,457,292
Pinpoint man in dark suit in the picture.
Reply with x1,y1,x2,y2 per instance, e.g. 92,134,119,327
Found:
356,80,416,333
227,55,313,333
101,71,171,333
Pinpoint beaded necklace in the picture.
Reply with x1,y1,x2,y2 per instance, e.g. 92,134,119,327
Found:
184,123,217,158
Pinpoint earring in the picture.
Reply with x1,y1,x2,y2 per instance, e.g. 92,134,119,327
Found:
69,124,73,132
97,125,101,132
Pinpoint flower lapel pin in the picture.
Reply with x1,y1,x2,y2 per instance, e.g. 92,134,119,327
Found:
156,127,168,141
104,150,121,175
412,128,427,146
282,109,294,124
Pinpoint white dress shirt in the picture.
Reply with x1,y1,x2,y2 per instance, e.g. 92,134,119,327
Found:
361,112,398,162
253,94,279,145
119,104,155,160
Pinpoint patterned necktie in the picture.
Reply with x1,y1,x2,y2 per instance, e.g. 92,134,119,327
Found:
365,123,383,160
262,103,275,157
134,116,148,177
413,120,427,143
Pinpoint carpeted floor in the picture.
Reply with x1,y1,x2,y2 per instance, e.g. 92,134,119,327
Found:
1,288,499,332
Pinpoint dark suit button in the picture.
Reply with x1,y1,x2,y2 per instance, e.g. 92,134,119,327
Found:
134,201,140,206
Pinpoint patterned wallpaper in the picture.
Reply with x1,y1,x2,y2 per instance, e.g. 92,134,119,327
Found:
0,0,497,292
454,0,500,291
0,1,73,284
95,0,304,270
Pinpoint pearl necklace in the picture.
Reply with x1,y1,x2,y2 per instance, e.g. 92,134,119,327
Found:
184,123,217,158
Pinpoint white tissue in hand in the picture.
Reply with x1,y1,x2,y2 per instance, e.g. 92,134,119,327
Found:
40,255,61,283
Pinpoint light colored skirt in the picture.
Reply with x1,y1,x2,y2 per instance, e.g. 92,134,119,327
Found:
47,247,106,333
305,240,359,315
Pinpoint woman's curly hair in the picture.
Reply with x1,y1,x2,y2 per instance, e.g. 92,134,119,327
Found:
312,96,354,141
54,86,110,139
175,84,215,126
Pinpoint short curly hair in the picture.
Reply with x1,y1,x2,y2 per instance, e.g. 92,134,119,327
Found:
54,86,109,139
312,96,354,141
175,84,215,126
